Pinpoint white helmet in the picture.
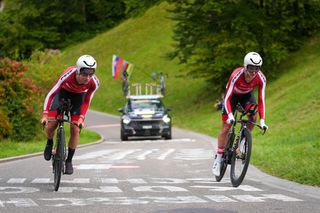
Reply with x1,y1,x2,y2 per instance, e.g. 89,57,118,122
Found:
244,52,262,69
76,55,97,74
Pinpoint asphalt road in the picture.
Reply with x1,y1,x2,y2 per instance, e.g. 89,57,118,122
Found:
0,110,319,213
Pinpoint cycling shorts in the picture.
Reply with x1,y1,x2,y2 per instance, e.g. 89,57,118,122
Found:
221,91,257,121
48,88,85,122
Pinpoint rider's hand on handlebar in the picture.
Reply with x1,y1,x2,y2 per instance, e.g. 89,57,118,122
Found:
76,117,84,129
40,115,48,126
226,113,235,124
260,119,268,131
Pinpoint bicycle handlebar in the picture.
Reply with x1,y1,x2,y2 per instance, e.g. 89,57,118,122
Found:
43,119,83,131
242,120,266,135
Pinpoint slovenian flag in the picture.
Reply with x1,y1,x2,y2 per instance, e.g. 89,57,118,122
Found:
112,55,124,80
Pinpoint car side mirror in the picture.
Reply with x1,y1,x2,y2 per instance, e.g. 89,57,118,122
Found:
166,107,172,112
118,108,124,113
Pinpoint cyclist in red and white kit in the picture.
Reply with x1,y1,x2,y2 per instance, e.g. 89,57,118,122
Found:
212,52,268,176
41,55,99,174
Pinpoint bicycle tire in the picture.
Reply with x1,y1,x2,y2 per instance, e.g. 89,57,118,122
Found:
230,128,252,187
215,132,234,182
53,127,65,191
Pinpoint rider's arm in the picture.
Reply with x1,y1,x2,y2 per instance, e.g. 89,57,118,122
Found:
42,67,75,115
257,72,267,120
224,68,243,117
79,76,99,120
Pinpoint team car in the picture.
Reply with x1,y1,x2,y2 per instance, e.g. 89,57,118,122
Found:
118,95,172,141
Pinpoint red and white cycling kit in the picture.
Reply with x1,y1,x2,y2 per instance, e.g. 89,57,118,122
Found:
222,67,266,121
43,66,99,121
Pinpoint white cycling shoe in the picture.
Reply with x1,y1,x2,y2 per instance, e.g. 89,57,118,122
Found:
212,157,221,176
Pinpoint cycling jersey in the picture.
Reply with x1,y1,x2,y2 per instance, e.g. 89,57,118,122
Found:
223,67,266,120
43,66,99,120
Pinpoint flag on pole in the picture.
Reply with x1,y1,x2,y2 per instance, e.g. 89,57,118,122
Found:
112,55,123,80
126,63,134,76
112,55,134,80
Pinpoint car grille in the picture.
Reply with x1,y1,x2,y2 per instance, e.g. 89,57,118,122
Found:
131,120,162,129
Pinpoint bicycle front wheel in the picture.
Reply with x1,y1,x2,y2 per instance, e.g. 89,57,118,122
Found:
230,128,252,187
53,127,65,191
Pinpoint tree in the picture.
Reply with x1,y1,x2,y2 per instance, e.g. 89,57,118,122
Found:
0,0,126,59
168,0,320,95
0,58,41,141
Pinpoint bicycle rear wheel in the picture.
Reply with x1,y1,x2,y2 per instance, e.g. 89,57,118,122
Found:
215,132,234,182
53,127,65,191
230,128,252,187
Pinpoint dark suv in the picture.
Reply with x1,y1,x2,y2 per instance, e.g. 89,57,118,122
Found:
118,95,172,141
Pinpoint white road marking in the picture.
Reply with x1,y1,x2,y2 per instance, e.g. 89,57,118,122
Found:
31,178,90,184
107,149,141,160
57,186,122,193
73,164,140,170
232,194,303,202
0,194,303,208
100,178,147,184
191,185,263,192
133,186,188,192
136,149,159,160
0,187,39,194
7,178,26,184
0,177,303,207
0,198,38,207
205,195,237,203
174,149,212,160
158,149,175,160
75,148,214,161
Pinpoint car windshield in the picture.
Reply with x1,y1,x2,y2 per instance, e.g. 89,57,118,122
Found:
128,99,164,111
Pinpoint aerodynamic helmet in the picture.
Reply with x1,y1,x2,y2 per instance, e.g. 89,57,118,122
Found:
76,55,97,74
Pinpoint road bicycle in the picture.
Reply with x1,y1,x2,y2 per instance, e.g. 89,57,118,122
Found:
50,99,81,191
215,103,266,187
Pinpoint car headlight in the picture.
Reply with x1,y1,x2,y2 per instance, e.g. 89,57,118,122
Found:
122,116,131,124
162,114,171,124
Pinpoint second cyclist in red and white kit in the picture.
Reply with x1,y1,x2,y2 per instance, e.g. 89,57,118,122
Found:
41,55,99,174
212,52,268,176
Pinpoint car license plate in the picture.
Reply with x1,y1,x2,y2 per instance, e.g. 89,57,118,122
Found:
142,125,152,129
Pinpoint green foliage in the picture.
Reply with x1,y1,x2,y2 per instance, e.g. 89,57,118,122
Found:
0,0,166,59
124,0,164,17
0,108,12,140
0,0,127,59
0,58,41,141
168,0,320,95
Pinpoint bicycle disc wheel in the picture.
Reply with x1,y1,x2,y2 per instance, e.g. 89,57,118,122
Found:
53,127,65,191
230,128,252,187
215,132,234,182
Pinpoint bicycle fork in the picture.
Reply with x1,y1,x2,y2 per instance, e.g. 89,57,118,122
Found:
234,124,247,158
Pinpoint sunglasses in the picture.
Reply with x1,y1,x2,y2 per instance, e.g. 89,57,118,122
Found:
80,68,95,77
246,65,260,73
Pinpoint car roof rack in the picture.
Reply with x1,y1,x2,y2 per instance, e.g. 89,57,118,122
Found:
125,83,164,98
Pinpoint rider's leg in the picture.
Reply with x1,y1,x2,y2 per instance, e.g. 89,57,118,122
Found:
67,124,81,160
217,121,232,160
213,120,232,176
247,113,257,131
65,123,81,175
44,120,58,160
